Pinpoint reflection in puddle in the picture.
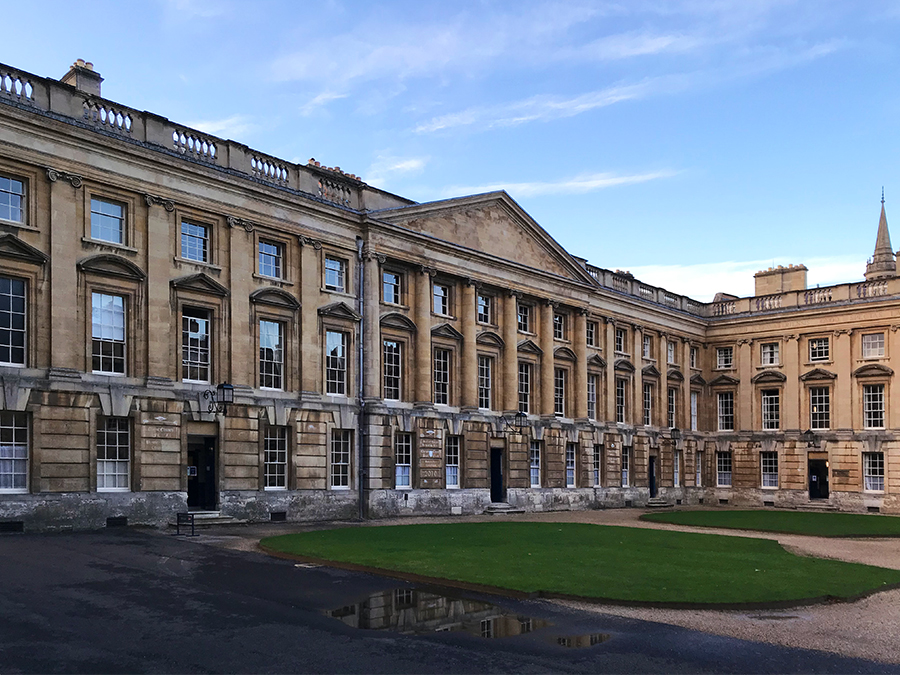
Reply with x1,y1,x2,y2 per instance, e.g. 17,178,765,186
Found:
555,633,612,648
328,588,551,639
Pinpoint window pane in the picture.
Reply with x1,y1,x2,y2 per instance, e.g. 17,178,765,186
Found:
182,308,210,382
259,320,283,389
0,176,25,223
92,292,126,374
90,198,124,244
264,426,288,489
181,221,209,262
97,417,129,490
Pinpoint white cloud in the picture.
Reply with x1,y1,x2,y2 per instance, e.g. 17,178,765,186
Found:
438,170,677,199
299,91,348,116
185,114,255,139
365,156,428,189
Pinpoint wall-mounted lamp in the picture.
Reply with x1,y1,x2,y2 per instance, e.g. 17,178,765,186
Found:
670,427,682,440
204,382,234,415
502,411,528,434
801,429,819,448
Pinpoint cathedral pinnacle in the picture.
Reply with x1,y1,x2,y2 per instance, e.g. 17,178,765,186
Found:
865,193,896,281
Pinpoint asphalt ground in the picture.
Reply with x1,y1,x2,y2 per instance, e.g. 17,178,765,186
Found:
0,526,896,674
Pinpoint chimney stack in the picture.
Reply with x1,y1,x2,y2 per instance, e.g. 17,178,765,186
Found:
60,59,103,97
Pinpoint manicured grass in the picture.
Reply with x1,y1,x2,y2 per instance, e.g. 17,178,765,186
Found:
261,522,900,605
640,510,900,537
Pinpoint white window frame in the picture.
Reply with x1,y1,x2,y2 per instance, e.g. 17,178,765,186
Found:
0,276,26,367
810,386,830,430
862,333,885,359
716,346,733,369
0,174,25,224
382,271,401,305
433,348,451,405
325,256,346,292
90,197,125,245
863,452,885,492
616,378,627,423
667,341,676,364
518,361,531,413
97,417,129,492
477,294,492,324
0,411,28,493
432,283,450,316
695,450,703,487
587,374,598,421
667,387,676,429
761,451,778,488
529,440,541,487
760,342,779,366
554,367,567,416
642,382,653,426
690,391,698,431
586,321,596,347
553,313,565,340
642,334,651,359
565,443,576,488
863,383,885,429
717,391,734,431
517,303,531,332
446,436,460,488
673,449,681,487
394,432,412,488
181,307,210,384
91,292,126,375
180,220,209,263
264,426,288,490
761,388,780,430
477,355,492,409
325,331,348,395
716,451,732,487
330,429,352,489
690,347,698,369
259,319,284,390
383,340,402,400
621,447,630,487
615,328,627,354
593,444,602,487
809,337,830,362
259,240,283,279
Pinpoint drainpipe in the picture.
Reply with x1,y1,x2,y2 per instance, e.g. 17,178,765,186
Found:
355,236,367,520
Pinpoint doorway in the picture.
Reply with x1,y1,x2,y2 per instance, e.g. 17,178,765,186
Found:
490,446,505,503
187,436,217,511
648,456,658,498
808,459,829,500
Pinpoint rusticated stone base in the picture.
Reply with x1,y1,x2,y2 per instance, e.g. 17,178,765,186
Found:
218,490,359,522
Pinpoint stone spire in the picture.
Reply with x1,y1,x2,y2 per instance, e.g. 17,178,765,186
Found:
865,192,896,280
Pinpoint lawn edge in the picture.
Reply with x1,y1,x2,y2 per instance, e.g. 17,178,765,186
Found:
257,542,900,611
638,513,900,538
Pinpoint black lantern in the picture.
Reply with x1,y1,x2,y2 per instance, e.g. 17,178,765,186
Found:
204,382,234,415
801,429,818,448
502,410,528,434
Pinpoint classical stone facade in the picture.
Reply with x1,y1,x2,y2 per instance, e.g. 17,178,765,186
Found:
0,60,896,531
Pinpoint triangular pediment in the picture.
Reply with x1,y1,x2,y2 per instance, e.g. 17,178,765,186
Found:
690,373,706,386
615,359,635,373
667,368,684,381
318,301,361,321
0,234,48,265
171,272,228,296
381,312,417,332
587,354,606,369
554,346,577,361
517,339,543,355
476,331,504,348
853,363,893,378
78,253,145,281
799,368,837,381
709,374,739,386
432,323,463,340
370,192,597,285
249,287,300,309
642,364,660,378
751,370,787,384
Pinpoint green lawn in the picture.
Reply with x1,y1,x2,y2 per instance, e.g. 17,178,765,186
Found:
260,522,900,605
640,510,900,537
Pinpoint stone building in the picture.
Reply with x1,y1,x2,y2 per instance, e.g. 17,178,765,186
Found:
0,59,896,531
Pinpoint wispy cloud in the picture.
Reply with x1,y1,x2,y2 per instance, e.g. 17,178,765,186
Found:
365,156,428,188
161,0,233,19
438,170,678,199
185,114,255,139
298,91,348,116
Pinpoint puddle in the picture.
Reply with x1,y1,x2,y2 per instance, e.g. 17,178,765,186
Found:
554,633,613,648
327,588,551,638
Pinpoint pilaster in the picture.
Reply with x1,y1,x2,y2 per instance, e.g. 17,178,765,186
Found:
461,280,477,409
540,300,555,416
48,171,80,371
573,308,588,420
299,236,321,394
415,266,434,404
502,291,519,412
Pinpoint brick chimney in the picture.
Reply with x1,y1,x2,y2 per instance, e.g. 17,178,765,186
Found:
60,59,103,97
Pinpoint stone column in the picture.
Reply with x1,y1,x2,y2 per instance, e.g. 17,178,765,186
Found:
362,249,382,400
299,236,321,395
144,196,174,380
461,280,477,409
783,334,800,431
540,300,556,416
502,291,520,412
414,267,434,405
682,338,692,431
48,172,80,372
604,318,617,421
228,222,253,387
737,339,753,431
632,325,643,426
573,308,588,420
891,327,900,430
833,329,851,430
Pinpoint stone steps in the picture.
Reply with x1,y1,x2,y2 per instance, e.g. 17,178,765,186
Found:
646,497,674,509
167,511,248,528
483,502,526,515
794,502,838,512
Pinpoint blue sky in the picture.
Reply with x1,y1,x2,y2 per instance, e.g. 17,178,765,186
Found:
4,0,900,300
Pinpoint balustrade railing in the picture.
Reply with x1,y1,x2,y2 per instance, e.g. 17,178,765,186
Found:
713,301,736,316
251,155,289,185
172,129,217,162
318,177,352,207
83,99,132,133
0,69,33,103
857,281,888,298
755,294,783,311
803,288,833,305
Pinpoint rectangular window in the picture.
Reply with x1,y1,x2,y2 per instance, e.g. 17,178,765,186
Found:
264,426,288,489
383,271,401,304
695,450,703,487
862,333,885,359
529,440,541,487
716,346,733,369
433,283,449,315
716,451,732,487
446,436,460,488
395,433,412,488
0,412,28,492
621,448,630,487
97,417,129,491
259,240,283,279
642,334,651,358
90,198,124,244
553,313,565,340
330,430,351,489
642,382,653,426
554,368,566,416
810,386,830,430
615,328,627,353
690,391,698,431
586,321,597,347
0,276,26,366
259,320,283,389
593,445,603,487
673,449,681,487
863,384,885,429
809,337,830,362
433,348,450,405
616,378,627,423
761,342,779,366
181,308,210,383
761,451,778,488
518,362,531,413
517,303,531,332
587,374,598,420
717,391,734,431
761,389,780,430
667,387,677,428
383,340,401,400
325,256,346,292
478,355,492,409
477,294,492,324
565,443,576,488
667,341,676,364
0,175,24,223
863,452,885,491
180,221,209,263
92,293,126,375
325,331,347,395
690,347,698,369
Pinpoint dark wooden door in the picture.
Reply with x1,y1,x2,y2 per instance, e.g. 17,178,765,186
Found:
808,459,829,499
490,447,504,503
648,456,657,498
187,437,217,510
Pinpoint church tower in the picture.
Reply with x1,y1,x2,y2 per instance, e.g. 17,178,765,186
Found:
865,193,896,280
